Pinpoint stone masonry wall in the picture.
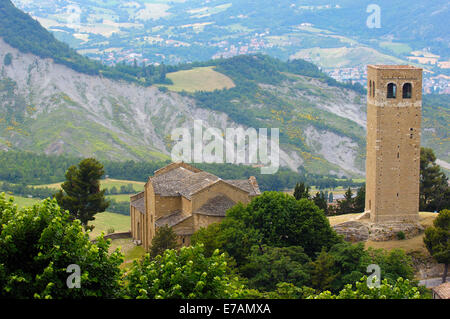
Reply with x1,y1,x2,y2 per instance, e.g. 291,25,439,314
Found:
365,65,422,223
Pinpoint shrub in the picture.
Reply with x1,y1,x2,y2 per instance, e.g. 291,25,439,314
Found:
124,245,248,299
309,276,425,299
0,194,124,298
396,231,406,240
3,53,12,66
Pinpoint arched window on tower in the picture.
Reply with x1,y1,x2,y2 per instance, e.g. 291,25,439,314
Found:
403,83,412,99
387,83,397,99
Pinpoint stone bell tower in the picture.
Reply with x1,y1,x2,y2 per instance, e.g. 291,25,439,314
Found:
365,65,422,223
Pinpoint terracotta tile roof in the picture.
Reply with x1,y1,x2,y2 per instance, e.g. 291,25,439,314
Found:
149,163,260,199
150,167,220,199
150,167,196,196
155,210,191,228
178,171,220,199
193,195,236,217
432,282,450,299
153,162,202,176
130,191,144,201
130,196,145,214
224,177,261,196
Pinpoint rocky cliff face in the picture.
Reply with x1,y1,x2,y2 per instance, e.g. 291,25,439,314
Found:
0,38,368,176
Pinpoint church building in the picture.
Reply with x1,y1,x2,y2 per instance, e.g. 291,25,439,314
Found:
130,162,261,251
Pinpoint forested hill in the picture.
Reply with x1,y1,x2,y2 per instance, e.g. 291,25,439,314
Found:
0,0,171,85
0,151,363,191
171,54,366,93
0,0,364,92
0,0,95,73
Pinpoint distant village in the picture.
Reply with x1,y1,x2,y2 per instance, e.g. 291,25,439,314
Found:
327,66,449,95
96,40,450,95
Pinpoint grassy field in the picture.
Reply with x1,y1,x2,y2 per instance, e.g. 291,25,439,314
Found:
2,195,131,242
2,193,130,242
108,238,146,269
379,41,412,55
100,179,145,192
35,178,145,192
89,212,130,239
159,66,236,92
4,194,40,208
106,194,133,202
290,46,408,69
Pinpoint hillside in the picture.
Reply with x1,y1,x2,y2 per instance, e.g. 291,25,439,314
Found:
0,2,448,177
0,38,369,176
11,0,449,64
0,0,172,86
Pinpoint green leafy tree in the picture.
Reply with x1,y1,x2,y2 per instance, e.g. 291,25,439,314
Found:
309,249,338,291
241,245,311,291
3,53,12,66
309,242,415,293
328,192,334,203
0,194,123,299
192,192,341,269
124,245,248,299
420,148,450,212
423,209,450,283
313,191,328,215
309,242,381,292
262,282,316,299
324,242,368,291
310,277,424,299
293,182,310,200
353,185,365,213
149,225,179,259
214,210,262,266
191,223,222,257
110,186,118,195
221,192,341,262
336,187,355,215
364,247,415,283
54,158,109,230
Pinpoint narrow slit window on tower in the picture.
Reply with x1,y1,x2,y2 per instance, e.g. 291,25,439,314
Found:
373,82,375,97
369,81,372,97
403,83,412,99
387,83,397,98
